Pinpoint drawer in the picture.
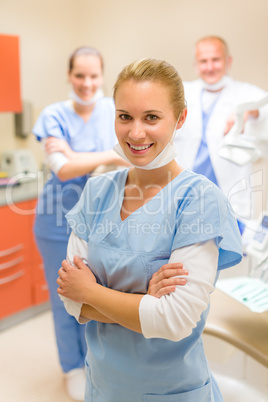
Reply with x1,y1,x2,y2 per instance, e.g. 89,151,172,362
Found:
0,263,31,319
30,237,43,265
31,260,46,282
32,278,49,305
0,201,31,261
0,250,24,269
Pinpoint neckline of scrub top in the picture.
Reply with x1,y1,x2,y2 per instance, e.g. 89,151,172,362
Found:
118,167,188,223
64,99,99,125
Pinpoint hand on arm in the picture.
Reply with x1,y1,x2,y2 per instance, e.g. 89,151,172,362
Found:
148,262,188,297
57,257,115,324
45,137,75,159
57,232,109,323
139,241,218,341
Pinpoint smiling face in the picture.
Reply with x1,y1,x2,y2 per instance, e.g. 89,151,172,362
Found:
195,38,232,84
114,79,186,168
68,54,103,102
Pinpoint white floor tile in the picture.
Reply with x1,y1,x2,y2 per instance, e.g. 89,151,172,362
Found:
0,311,74,402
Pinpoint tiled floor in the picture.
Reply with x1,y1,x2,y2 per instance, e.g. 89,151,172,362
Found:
0,310,74,402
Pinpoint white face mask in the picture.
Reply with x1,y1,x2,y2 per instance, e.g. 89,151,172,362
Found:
113,116,180,170
69,88,104,106
201,75,231,92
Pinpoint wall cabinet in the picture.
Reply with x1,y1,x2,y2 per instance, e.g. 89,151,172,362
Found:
0,34,22,112
0,199,49,319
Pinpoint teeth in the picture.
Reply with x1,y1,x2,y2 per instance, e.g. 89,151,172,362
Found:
130,144,151,151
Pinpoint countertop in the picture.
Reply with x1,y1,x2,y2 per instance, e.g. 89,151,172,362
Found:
0,177,39,206
205,289,268,367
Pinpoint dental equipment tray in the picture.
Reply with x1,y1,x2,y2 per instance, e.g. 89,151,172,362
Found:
216,276,268,313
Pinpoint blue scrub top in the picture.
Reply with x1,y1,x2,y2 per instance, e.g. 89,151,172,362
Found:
67,168,242,401
33,98,117,241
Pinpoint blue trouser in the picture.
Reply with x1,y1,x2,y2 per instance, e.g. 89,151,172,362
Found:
35,236,87,373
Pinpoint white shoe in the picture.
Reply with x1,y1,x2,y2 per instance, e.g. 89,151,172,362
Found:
65,368,86,401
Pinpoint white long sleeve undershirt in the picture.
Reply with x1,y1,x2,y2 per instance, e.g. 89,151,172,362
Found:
41,139,69,174
59,232,89,324
139,240,218,341
60,232,219,341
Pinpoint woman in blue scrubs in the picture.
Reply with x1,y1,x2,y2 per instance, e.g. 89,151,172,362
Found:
33,46,125,401
57,59,243,401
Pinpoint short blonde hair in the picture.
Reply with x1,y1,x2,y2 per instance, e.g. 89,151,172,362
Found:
113,58,186,120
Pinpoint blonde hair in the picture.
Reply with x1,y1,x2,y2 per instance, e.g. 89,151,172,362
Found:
113,58,186,120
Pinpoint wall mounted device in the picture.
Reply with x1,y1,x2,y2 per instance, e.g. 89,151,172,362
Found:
15,100,33,138
0,149,38,179
219,95,268,166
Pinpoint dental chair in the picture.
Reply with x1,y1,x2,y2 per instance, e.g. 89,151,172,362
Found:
203,95,268,401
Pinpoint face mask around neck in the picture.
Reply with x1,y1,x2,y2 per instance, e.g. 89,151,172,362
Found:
113,115,181,170
201,75,231,92
69,88,104,106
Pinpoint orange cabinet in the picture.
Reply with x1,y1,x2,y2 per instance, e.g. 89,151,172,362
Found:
27,199,49,305
0,199,49,320
0,34,22,112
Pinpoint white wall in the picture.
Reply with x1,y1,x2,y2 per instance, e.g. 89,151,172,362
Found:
78,0,268,94
0,0,268,167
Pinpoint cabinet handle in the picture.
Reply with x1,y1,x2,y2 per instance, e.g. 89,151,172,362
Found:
38,263,44,271
0,256,24,271
0,244,23,257
0,270,24,285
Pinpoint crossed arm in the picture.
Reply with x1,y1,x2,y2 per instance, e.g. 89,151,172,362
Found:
57,232,219,341
57,232,188,330
44,137,128,181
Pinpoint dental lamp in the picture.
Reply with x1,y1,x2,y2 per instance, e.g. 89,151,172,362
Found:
219,95,268,166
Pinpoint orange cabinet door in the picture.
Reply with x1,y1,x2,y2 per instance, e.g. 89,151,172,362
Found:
0,200,32,257
27,199,49,305
0,256,32,319
32,278,49,305
0,34,22,112
0,201,32,318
